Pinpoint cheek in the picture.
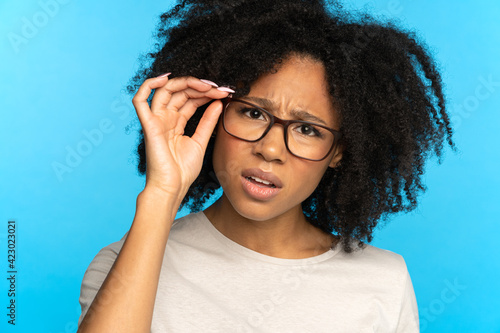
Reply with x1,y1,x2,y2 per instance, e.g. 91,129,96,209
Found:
212,133,245,186
211,137,228,187
289,162,330,198
213,129,330,199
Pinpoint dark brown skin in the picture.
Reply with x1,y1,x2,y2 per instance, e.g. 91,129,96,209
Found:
78,56,343,331
205,55,342,259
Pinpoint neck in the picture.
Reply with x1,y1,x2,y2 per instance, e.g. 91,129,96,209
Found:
203,195,337,259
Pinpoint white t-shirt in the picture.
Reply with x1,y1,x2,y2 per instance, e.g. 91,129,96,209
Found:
78,212,419,332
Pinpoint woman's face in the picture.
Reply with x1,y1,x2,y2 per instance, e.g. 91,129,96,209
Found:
212,54,342,221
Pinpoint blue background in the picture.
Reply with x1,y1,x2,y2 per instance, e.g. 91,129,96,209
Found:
1,0,499,332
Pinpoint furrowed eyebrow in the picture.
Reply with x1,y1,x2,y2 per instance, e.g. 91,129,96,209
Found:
243,96,328,126
243,97,277,113
290,110,327,126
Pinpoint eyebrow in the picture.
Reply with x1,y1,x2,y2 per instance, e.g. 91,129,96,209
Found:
243,96,328,126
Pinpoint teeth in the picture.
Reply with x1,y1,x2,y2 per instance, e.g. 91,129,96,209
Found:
247,176,274,186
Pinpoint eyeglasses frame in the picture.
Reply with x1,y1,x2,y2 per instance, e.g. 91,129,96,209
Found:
221,97,342,161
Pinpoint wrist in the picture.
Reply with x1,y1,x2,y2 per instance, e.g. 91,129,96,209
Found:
137,187,186,222
141,184,187,202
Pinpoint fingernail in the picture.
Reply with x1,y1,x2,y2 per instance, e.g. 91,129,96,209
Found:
158,72,171,78
200,79,219,87
217,86,235,93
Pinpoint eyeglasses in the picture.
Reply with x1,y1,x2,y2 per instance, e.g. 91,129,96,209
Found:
221,98,342,161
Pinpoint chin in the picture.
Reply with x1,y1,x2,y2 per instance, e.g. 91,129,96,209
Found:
226,195,300,222
236,209,277,222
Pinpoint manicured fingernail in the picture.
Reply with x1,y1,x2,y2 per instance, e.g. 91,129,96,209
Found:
200,79,219,87
158,72,171,78
217,86,235,93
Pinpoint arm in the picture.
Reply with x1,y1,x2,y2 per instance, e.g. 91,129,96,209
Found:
77,187,180,332
395,269,420,332
77,75,231,332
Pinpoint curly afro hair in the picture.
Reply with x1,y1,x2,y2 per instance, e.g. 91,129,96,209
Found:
127,0,456,253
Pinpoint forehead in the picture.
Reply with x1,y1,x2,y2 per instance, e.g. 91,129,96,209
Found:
246,55,340,126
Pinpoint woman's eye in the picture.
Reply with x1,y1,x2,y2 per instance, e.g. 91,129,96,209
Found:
242,108,265,120
296,124,322,137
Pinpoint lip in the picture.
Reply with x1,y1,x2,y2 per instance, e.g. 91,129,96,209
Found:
240,168,283,202
241,168,283,188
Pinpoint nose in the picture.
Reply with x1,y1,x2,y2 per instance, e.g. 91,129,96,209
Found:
252,123,288,163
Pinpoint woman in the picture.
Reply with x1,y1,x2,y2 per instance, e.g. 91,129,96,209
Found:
77,0,454,331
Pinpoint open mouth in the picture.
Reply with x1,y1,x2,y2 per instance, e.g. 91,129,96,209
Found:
240,168,283,201
245,176,276,188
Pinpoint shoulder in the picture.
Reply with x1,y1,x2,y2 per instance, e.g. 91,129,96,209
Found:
78,213,202,323
80,234,127,289
334,241,410,283
170,211,204,229
351,242,407,267
78,234,127,325
92,235,126,260
79,213,198,286
85,212,202,264
168,211,208,242
333,243,419,330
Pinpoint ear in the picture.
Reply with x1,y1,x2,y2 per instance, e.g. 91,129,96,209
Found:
328,144,344,168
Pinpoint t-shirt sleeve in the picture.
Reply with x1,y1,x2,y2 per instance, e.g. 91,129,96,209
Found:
77,237,125,326
395,268,420,332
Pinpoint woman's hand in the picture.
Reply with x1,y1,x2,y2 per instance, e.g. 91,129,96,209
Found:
79,75,232,332
132,75,232,199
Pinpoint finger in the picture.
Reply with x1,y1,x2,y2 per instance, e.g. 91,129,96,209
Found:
177,96,213,118
174,90,231,135
150,76,214,113
132,74,171,125
191,100,224,150
163,87,229,115
174,97,213,134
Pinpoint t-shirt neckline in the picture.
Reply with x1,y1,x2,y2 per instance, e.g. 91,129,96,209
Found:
197,211,341,266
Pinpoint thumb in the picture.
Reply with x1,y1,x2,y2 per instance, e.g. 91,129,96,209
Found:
191,100,223,150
